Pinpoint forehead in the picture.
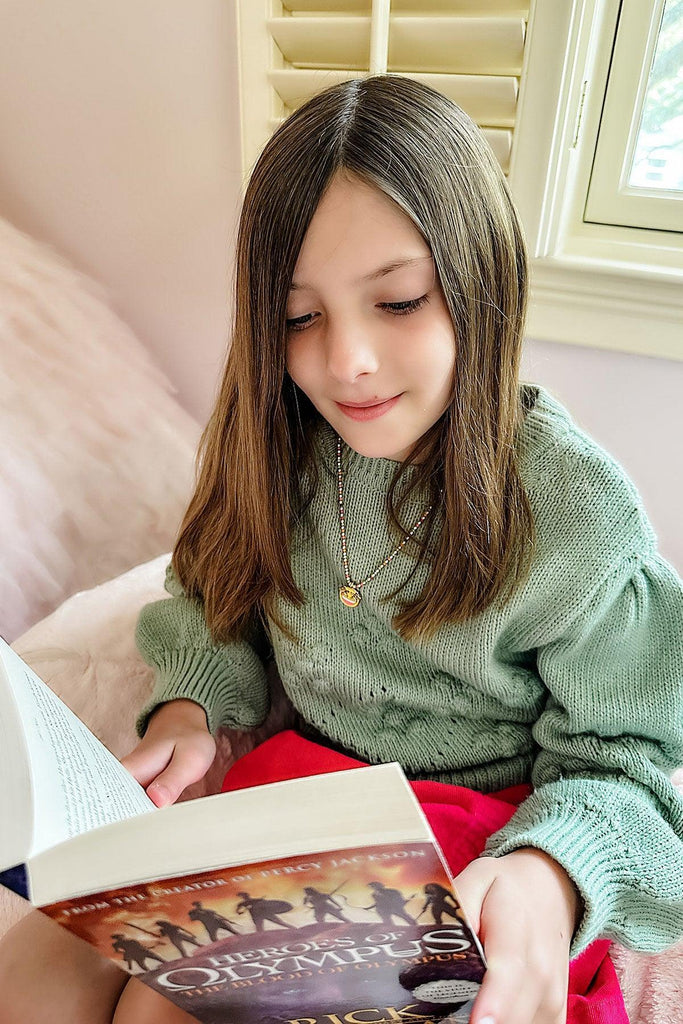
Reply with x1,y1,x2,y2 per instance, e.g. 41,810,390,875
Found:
291,175,430,288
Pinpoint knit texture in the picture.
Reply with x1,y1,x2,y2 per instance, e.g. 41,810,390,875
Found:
136,387,683,957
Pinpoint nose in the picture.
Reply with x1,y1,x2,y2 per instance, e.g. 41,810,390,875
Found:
325,320,379,384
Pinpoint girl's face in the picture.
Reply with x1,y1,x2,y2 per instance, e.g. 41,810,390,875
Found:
285,174,456,462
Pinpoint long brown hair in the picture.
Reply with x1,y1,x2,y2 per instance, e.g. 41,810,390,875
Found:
173,75,534,641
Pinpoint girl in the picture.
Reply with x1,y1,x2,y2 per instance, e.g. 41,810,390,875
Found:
2,74,683,1024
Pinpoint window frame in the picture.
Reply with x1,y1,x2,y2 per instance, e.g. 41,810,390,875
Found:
585,0,683,232
509,0,683,362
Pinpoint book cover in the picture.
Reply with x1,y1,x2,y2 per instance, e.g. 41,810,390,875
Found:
42,841,484,1023
0,638,486,1022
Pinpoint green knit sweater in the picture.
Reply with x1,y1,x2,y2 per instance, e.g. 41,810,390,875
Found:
136,387,683,957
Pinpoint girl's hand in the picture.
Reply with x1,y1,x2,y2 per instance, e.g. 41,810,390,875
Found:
121,699,216,807
453,847,581,1024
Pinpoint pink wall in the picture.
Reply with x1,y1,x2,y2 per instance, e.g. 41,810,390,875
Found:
0,0,241,420
522,340,682,571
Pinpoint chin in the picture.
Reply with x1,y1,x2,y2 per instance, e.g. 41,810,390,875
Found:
341,434,408,463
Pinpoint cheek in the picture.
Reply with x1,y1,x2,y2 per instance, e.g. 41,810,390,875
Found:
286,336,327,411
408,322,456,381
285,335,309,387
432,313,457,371
436,335,457,381
423,332,456,410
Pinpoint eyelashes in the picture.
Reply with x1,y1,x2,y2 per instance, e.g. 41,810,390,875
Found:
285,294,430,333
384,296,429,316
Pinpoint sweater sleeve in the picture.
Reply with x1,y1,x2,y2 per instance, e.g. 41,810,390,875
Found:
483,552,683,956
134,564,270,737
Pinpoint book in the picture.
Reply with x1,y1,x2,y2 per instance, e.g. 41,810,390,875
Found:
0,637,486,1023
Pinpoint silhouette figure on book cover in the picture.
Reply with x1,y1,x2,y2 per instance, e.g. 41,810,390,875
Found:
302,886,349,924
365,881,415,925
419,882,465,925
111,934,165,972
154,919,202,957
235,891,295,931
188,900,240,941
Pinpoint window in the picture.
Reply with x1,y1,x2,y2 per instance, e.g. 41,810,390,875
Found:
510,0,683,360
585,0,683,232
236,0,532,181
234,0,683,360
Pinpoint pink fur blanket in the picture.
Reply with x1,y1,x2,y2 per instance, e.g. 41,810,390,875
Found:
0,215,200,641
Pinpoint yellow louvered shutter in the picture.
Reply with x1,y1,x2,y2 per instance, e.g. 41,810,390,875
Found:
236,0,531,181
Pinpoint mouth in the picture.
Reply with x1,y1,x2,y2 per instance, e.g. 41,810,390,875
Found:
334,394,402,421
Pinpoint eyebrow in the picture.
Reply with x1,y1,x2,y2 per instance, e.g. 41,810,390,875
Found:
290,255,433,292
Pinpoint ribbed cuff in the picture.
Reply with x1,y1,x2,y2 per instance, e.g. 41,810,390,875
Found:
136,646,269,738
483,798,628,957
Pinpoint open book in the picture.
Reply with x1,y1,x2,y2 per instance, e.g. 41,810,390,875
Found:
0,637,486,1023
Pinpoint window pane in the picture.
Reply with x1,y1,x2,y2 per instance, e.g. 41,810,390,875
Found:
628,0,683,193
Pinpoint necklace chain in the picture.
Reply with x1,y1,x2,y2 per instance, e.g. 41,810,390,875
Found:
336,436,433,608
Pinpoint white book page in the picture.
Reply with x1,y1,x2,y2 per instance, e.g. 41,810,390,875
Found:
29,764,430,906
0,654,34,870
0,640,154,869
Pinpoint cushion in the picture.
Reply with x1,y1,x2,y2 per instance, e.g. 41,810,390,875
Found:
0,215,200,640
1,556,292,937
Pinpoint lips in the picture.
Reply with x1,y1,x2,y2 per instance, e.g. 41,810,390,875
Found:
337,397,391,408
334,394,401,421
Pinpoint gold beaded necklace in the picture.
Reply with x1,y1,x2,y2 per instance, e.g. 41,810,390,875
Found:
336,436,433,607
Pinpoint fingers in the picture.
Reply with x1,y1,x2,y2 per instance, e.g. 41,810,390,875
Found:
120,700,216,807
451,857,496,936
452,855,571,1024
469,876,569,1024
121,739,175,790
473,954,567,1024
145,734,216,807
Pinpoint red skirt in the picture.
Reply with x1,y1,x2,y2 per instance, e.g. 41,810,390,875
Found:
222,730,628,1024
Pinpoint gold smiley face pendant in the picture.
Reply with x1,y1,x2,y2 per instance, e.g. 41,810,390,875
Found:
339,585,361,607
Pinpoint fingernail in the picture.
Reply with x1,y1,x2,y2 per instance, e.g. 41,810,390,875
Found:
149,783,170,806
478,1017,496,1024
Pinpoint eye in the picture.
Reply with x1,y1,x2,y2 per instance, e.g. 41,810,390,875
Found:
379,295,430,316
285,312,316,333
285,294,429,333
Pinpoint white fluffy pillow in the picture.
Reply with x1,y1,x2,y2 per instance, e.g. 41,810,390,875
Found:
0,557,291,939
10,554,288,794
0,216,201,640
